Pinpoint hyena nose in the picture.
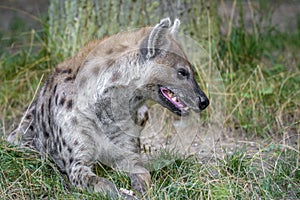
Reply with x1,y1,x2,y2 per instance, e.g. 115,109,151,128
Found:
199,96,209,111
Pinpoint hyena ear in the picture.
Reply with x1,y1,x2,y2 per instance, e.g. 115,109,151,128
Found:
141,18,180,60
170,18,180,35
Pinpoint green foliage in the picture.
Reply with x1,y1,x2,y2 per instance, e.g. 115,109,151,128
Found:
217,1,300,137
1,142,298,199
0,141,67,199
221,146,250,177
219,26,263,69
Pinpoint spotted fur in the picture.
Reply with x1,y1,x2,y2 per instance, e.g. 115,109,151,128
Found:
7,18,209,198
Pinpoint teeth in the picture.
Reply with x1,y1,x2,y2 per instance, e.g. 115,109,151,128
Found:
183,107,189,111
172,96,177,102
168,91,173,98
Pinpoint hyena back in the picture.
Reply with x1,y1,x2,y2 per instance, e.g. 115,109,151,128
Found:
7,18,209,198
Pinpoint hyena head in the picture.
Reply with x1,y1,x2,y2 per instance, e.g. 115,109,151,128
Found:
139,18,209,116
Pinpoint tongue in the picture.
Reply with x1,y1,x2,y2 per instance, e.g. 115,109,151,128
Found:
160,87,184,108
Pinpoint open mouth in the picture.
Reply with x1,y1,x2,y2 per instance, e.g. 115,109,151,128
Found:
159,86,189,115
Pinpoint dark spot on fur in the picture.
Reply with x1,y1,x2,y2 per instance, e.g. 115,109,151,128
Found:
140,119,147,127
106,48,113,55
53,84,57,95
91,66,101,76
62,68,72,74
62,159,66,167
59,97,66,106
62,138,66,146
25,114,31,120
87,182,91,188
110,71,121,82
48,98,52,113
81,130,88,135
75,65,82,75
44,131,49,139
29,125,34,131
41,104,44,117
129,138,137,144
74,140,79,146
69,157,74,164
103,88,108,94
71,117,78,125
55,94,59,105
79,146,85,152
136,96,143,101
74,161,82,167
66,100,73,110
70,174,74,181
59,128,62,136
64,76,74,82
105,59,116,67
79,76,87,87
48,115,52,133
36,112,41,123
67,147,72,154
108,130,122,141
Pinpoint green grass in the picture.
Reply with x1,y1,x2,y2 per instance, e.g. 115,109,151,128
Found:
0,141,298,199
0,1,299,199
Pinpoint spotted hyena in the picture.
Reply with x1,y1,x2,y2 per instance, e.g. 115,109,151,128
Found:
7,18,209,198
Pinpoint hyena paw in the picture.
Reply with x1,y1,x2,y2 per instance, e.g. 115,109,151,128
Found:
129,172,151,196
91,176,119,198
120,188,139,200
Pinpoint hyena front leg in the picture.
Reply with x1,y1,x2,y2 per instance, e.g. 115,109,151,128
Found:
114,153,151,196
131,106,151,195
68,161,118,198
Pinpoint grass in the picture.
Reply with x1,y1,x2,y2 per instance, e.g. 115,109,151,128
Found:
0,0,299,199
0,142,298,199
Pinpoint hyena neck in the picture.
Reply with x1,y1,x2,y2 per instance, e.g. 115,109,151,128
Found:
95,84,147,131
129,89,148,123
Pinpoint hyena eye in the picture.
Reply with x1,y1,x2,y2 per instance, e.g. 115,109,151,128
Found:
177,68,189,79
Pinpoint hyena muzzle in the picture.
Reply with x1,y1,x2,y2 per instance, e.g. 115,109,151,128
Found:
7,18,209,198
